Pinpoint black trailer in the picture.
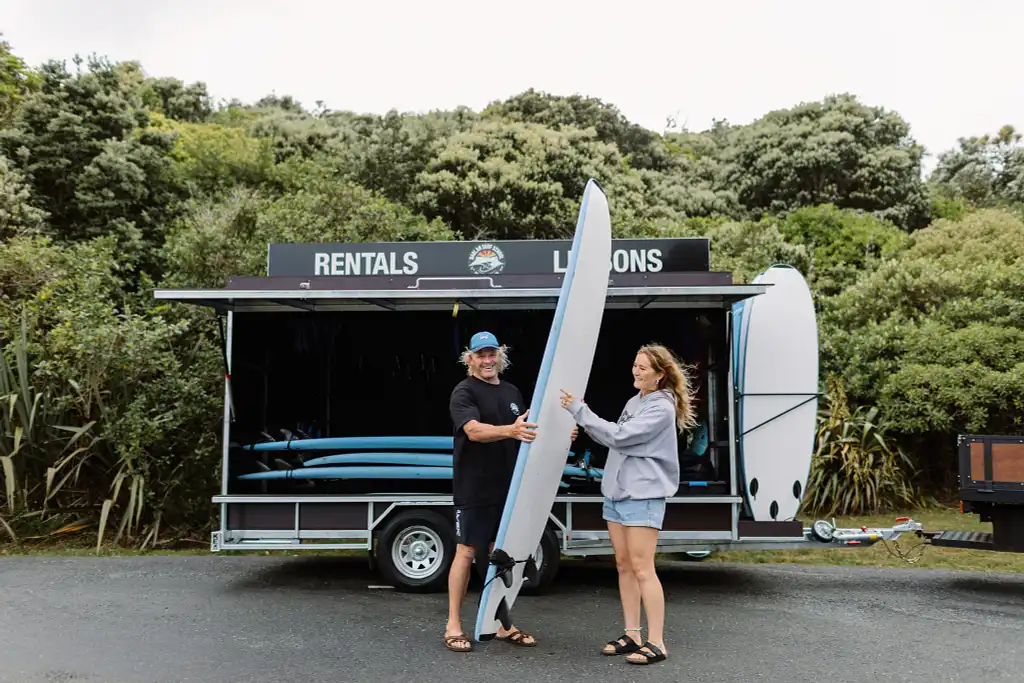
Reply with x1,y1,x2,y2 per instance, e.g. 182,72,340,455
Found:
154,236,922,592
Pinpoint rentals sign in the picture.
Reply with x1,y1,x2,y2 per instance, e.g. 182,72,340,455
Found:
267,238,709,277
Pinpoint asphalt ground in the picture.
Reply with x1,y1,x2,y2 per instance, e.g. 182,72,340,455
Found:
1,554,1022,683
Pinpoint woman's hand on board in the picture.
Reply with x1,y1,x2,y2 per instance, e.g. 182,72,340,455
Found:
560,388,583,410
560,390,581,440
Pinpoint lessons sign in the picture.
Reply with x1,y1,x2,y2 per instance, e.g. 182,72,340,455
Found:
266,238,710,278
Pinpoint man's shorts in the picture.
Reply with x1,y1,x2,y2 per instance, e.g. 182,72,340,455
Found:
602,497,666,530
454,503,504,549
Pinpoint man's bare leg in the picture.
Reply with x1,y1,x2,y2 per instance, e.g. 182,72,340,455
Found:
443,544,475,651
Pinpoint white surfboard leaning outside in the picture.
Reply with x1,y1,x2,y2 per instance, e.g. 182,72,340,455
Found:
473,179,612,641
732,264,819,522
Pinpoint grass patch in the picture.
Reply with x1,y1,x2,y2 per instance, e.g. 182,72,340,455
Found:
703,505,1024,574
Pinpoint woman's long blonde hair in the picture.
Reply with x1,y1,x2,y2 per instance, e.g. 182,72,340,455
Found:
638,343,698,433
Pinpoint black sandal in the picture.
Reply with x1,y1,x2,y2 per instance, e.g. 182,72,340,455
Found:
626,642,667,665
602,633,641,655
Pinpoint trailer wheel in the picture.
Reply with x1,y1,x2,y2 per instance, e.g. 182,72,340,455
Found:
376,509,454,593
520,526,560,595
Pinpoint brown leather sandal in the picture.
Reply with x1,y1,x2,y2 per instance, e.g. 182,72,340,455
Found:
443,632,472,652
496,628,537,647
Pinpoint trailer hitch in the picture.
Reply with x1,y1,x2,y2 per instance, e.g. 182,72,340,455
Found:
809,517,929,564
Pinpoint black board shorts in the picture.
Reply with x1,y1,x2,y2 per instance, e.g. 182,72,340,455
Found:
454,503,504,550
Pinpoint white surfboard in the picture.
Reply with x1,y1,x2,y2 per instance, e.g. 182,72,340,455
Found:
732,265,819,522
473,179,612,641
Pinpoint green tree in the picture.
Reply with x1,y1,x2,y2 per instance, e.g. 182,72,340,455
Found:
0,154,48,238
411,119,632,239
0,234,223,544
150,113,277,197
138,76,213,123
704,218,811,284
772,204,910,295
161,160,455,288
483,89,670,170
0,56,190,259
821,208,1024,486
719,94,931,230
0,35,41,126
928,125,1024,208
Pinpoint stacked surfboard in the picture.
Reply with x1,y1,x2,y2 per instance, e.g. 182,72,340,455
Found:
237,435,603,489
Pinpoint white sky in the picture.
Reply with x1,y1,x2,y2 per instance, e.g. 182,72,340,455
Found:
2,0,1021,174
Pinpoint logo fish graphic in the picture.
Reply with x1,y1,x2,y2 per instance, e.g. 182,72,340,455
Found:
468,244,506,275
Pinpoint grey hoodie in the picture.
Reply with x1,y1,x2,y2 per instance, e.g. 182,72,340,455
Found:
567,389,680,501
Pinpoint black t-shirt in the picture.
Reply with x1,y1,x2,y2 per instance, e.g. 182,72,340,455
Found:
449,376,526,508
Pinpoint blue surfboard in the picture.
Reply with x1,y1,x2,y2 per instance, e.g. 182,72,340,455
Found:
245,436,454,452
302,452,454,467
300,452,601,479
238,466,455,480
238,466,575,488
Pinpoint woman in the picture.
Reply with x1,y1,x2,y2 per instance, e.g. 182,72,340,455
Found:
560,343,697,666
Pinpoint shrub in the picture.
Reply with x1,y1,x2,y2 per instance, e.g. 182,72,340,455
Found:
802,377,924,516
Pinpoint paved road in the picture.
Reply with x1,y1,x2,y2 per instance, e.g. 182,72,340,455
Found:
1,554,1022,683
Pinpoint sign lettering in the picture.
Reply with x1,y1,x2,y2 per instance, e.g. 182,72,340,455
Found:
314,251,420,276
268,238,709,277
552,248,665,274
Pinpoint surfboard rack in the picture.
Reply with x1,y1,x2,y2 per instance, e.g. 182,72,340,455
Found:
736,392,823,437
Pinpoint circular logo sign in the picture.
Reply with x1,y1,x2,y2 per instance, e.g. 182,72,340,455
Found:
468,243,506,275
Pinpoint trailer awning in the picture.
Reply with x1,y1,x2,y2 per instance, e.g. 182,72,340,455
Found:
153,284,769,313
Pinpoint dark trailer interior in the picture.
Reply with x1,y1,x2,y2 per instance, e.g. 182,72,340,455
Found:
229,301,733,496
172,263,768,500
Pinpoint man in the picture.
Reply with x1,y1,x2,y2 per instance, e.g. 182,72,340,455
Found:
442,330,577,653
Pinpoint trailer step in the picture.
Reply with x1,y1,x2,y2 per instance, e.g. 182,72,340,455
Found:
929,530,995,551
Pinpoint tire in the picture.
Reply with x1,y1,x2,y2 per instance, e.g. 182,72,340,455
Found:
375,509,455,593
520,526,560,595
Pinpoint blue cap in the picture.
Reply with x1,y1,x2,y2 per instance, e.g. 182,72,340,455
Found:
469,331,500,352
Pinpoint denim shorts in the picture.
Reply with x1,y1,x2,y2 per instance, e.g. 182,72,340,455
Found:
602,497,666,530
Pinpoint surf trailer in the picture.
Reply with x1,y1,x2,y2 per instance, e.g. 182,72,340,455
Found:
154,234,922,593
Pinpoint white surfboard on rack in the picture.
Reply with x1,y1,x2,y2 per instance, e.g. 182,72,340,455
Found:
473,179,612,641
732,264,820,522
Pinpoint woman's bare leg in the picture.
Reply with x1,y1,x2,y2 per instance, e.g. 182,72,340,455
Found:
625,525,667,658
603,520,643,652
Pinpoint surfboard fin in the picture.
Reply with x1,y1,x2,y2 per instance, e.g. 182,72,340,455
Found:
523,555,538,583
495,597,512,632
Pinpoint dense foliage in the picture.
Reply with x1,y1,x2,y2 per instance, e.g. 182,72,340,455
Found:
1,35,1022,545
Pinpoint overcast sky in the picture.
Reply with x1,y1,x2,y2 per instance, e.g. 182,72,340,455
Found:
3,0,1020,174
